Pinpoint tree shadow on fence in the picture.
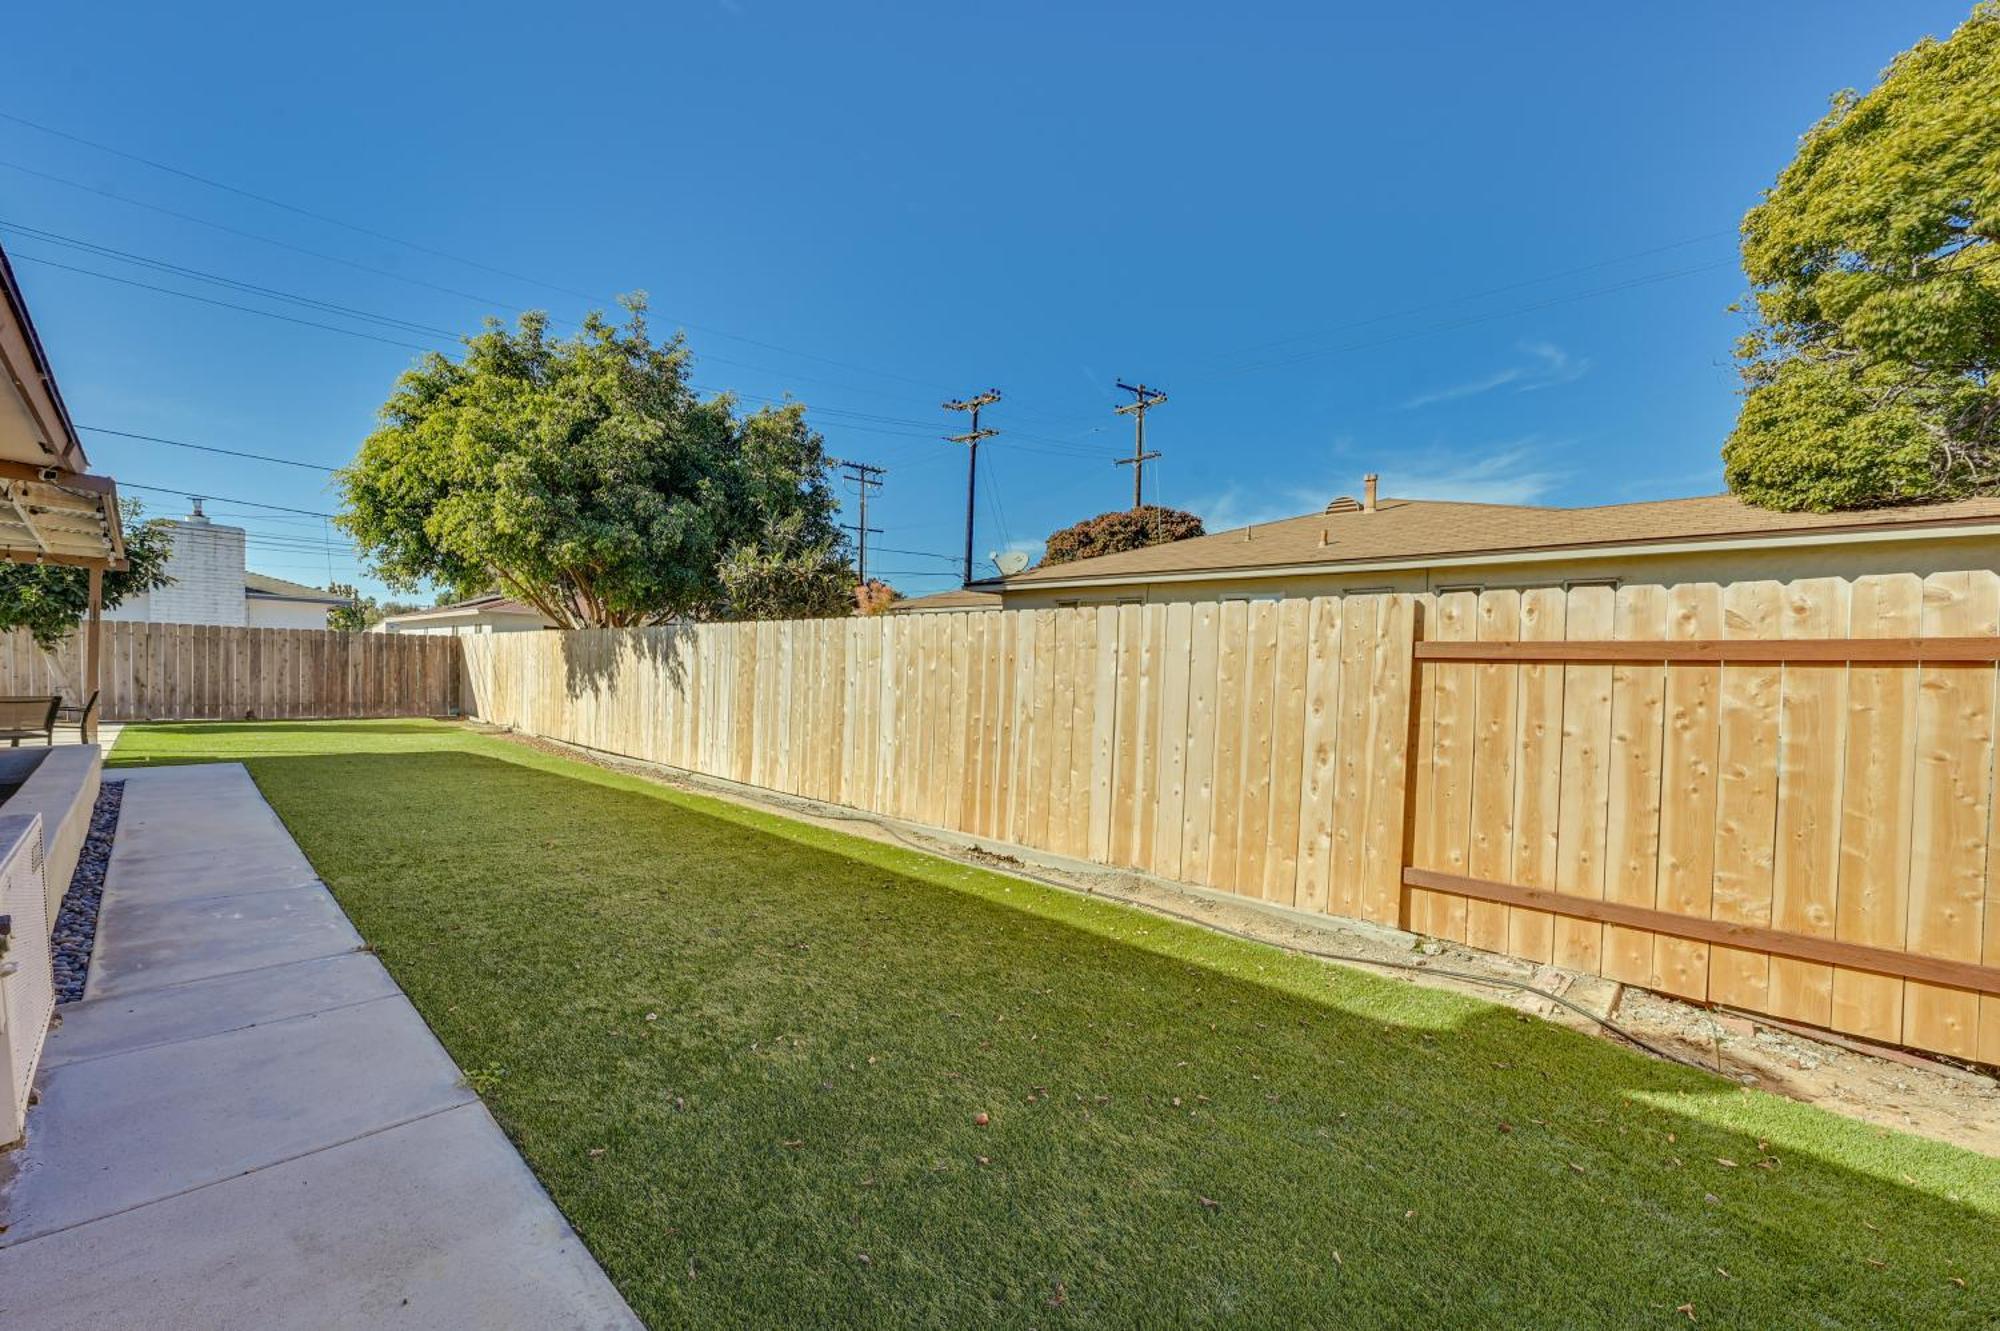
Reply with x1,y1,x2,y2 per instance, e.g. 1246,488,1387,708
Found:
215,741,2000,1329
555,624,692,700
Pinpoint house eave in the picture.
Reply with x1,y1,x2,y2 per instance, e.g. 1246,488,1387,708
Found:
1001,520,2000,593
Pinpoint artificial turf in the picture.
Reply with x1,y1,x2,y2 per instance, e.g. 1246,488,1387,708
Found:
111,719,1999,1329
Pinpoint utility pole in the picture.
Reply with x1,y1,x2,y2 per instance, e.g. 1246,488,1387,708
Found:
1112,380,1166,510
835,458,886,585
942,389,1001,586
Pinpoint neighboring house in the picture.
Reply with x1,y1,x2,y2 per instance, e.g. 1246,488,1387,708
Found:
895,475,2000,611
886,587,1003,614
102,500,352,629
376,593,556,636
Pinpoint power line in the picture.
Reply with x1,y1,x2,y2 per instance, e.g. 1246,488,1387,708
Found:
979,447,1013,559
835,458,885,585
1111,381,1166,510
79,426,339,472
0,112,1772,428
118,480,337,519
0,109,599,302
0,158,535,314
0,219,465,339
942,389,1001,587
8,235,1066,459
870,545,962,563
7,250,440,352
0,121,955,393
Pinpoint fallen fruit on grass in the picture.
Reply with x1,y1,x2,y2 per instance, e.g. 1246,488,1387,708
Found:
974,1112,990,1126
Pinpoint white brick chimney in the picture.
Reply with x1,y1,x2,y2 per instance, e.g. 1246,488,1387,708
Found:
147,498,249,627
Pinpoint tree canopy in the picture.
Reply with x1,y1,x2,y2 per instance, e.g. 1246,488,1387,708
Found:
326,584,423,633
1039,505,1207,568
853,578,903,615
336,299,855,625
1723,3,2000,510
0,503,174,648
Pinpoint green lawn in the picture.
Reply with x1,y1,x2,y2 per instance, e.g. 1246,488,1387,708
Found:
112,720,1998,1328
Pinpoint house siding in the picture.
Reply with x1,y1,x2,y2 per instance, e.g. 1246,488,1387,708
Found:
1000,533,2000,609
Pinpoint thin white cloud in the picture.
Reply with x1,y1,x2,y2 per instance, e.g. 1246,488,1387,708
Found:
1181,442,1566,530
1377,445,1564,506
1512,341,1591,394
1177,484,1318,533
1400,341,1591,410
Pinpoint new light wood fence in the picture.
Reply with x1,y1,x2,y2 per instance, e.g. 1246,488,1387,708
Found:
0,623,461,720
461,576,2000,1064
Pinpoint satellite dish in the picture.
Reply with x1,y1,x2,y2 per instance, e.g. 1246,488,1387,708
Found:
994,551,1031,576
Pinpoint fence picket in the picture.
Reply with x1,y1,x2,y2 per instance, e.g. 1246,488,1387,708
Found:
448,584,2000,1065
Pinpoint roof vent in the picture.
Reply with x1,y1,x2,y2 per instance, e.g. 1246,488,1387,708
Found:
1324,496,1362,514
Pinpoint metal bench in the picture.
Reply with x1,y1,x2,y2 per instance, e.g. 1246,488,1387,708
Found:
56,690,98,742
0,696,61,747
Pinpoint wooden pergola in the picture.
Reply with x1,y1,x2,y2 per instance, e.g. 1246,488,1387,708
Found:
0,241,126,743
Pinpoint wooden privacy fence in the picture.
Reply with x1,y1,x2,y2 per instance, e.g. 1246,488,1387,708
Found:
1405,574,2000,1066
461,574,2000,1064
0,623,460,720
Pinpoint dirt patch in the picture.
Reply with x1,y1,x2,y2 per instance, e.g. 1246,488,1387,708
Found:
487,723,2000,1157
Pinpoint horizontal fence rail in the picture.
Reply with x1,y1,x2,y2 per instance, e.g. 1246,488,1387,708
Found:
1406,573,2000,1067
0,623,460,721
1414,636,2000,663
460,570,2000,1066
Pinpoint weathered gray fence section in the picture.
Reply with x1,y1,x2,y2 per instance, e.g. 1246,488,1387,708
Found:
0,623,460,720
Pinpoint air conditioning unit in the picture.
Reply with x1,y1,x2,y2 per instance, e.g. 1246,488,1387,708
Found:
0,814,51,1148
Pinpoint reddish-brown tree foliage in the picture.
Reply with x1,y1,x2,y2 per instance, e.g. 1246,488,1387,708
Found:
1038,506,1206,568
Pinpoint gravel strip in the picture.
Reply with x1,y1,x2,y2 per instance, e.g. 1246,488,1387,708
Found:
51,779,124,1003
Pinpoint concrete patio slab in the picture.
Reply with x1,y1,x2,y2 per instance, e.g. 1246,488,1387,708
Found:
0,995,475,1243
98,768,311,870
0,1102,636,1331
84,885,361,998
0,761,640,1329
92,844,322,902
41,952,402,1070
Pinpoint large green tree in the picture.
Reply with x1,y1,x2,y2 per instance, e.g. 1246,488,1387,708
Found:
0,502,174,648
1724,4,2000,510
337,299,855,625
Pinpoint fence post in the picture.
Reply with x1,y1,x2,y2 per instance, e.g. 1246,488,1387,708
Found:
1391,593,1429,931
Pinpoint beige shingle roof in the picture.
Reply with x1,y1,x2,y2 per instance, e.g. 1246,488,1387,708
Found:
380,593,550,624
244,572,352,603
889,586,1005,613
1007,493,2000,586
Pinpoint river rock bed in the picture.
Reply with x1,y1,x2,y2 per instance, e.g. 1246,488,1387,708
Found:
51,779,124,1003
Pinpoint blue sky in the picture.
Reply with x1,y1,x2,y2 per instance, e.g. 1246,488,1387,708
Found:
3,2,1974,599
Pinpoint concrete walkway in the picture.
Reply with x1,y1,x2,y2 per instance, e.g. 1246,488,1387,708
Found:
0,763,641,1330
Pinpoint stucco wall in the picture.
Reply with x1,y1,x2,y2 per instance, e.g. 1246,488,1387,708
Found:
246,599,333,631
